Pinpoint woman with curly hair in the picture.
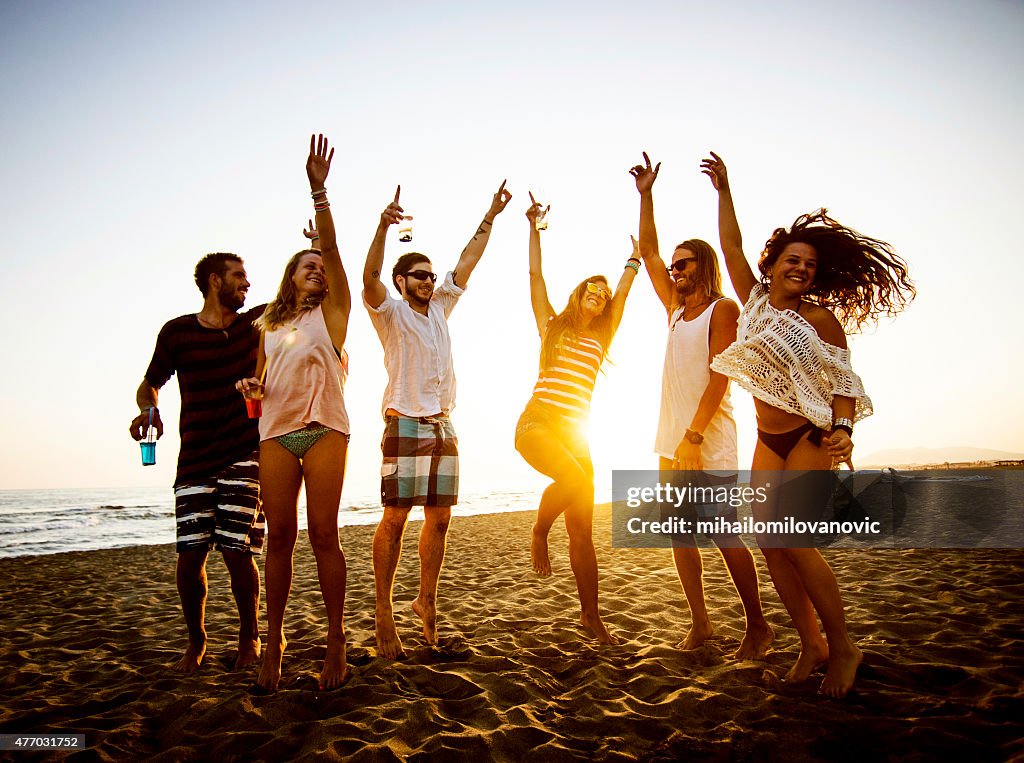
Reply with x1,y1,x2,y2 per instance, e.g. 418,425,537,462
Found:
702,151,914,697
514,193,641,645
237,134,352,692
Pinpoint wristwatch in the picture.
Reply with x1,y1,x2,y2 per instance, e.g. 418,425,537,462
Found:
684,429,704,445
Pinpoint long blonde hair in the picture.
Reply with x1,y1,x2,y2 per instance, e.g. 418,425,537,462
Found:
540,275,613,370
257,250,324,331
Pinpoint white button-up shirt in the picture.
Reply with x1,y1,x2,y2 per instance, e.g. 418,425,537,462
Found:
363,271,465,417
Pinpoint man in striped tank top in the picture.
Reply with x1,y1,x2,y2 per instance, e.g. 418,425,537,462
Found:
631,153,774,659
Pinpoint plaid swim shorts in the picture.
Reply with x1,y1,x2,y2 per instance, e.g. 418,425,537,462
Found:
173,450,265,554
380,414,459,508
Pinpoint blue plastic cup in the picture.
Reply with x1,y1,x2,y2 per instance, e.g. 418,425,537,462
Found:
141,441,156,466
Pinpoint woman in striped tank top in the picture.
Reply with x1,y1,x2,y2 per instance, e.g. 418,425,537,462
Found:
514,193,641,645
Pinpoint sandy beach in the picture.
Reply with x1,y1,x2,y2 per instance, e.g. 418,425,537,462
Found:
0,507,1021,761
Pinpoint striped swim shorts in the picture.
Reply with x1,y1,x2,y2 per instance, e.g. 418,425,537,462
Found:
173,450,265,554
380,414,459,508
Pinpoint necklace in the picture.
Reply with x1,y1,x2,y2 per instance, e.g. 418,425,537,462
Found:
196,314,231,337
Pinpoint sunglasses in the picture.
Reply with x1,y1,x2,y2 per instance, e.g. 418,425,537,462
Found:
667,258,697,274
586,281,612,300
404,270,437,283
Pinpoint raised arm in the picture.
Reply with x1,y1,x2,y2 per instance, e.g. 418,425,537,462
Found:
306,134,350,352
452,180,512,289
363,185,403,309
630,152,674,314
525,193,554,334
701,152,757,304
607,236,641,338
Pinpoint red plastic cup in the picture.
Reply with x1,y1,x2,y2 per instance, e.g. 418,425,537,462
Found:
245,397,263,418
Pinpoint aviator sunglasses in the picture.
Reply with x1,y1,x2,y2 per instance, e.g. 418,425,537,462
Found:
586,281,612,300
404,270,437,283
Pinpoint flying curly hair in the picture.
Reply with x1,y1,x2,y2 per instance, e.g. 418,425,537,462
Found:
758,209,915,333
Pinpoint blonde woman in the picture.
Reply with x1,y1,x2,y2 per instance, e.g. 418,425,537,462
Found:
238,134,351,692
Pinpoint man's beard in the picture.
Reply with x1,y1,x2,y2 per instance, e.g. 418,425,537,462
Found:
407,287,432,307
219,284,244,311
674,278,697,298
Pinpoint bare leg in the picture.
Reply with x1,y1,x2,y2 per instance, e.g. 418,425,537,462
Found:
174,548,210,672
564,501,619,645
782,546,862,696
412,505,451,646
670,546,714,649
221,549,262,668
530,482,572,576
659,456,715,650
373,506,411,659
518,429,616,644
717,545,774,659
752,451,828,683
303,431,349,689
255,440,302,691
784,436,862,696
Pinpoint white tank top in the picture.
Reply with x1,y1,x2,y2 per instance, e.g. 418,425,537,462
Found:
654,299,738,470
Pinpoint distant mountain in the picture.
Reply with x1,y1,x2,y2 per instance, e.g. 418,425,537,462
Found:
859,446,1024,467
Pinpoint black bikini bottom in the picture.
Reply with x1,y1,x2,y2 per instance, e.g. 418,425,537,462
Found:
757,422,825,461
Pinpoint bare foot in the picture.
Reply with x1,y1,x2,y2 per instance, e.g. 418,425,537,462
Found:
819,643,863,698
375,611,405,659
675,618,714,651
256,636,287,692
411,597,438,646
319,631,348,691
580,612,620,645
733,622,774,660
172,638,206,673
783,638,829,684
531,525,552,577
234,637,262,669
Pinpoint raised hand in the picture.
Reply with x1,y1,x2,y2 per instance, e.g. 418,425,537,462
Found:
306,133,334,190
526,191,549,223
700,151,729,192
303,218,319,242
629,151,661,194
487,179,512,218
381,185,404,227
630,234,640,259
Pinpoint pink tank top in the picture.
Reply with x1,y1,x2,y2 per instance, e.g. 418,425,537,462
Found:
259,305,350,440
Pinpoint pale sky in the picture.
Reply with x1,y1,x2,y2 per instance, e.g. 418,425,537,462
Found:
1,0,1022,497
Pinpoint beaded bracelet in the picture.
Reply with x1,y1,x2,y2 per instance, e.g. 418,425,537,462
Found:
625,260,640,274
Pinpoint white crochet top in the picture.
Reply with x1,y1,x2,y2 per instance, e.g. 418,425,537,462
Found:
711,283,872,428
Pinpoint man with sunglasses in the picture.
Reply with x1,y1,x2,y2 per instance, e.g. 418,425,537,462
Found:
630,153,774,659
362,181,512,659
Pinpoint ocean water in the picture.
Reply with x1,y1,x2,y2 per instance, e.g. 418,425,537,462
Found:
0,486,545,559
